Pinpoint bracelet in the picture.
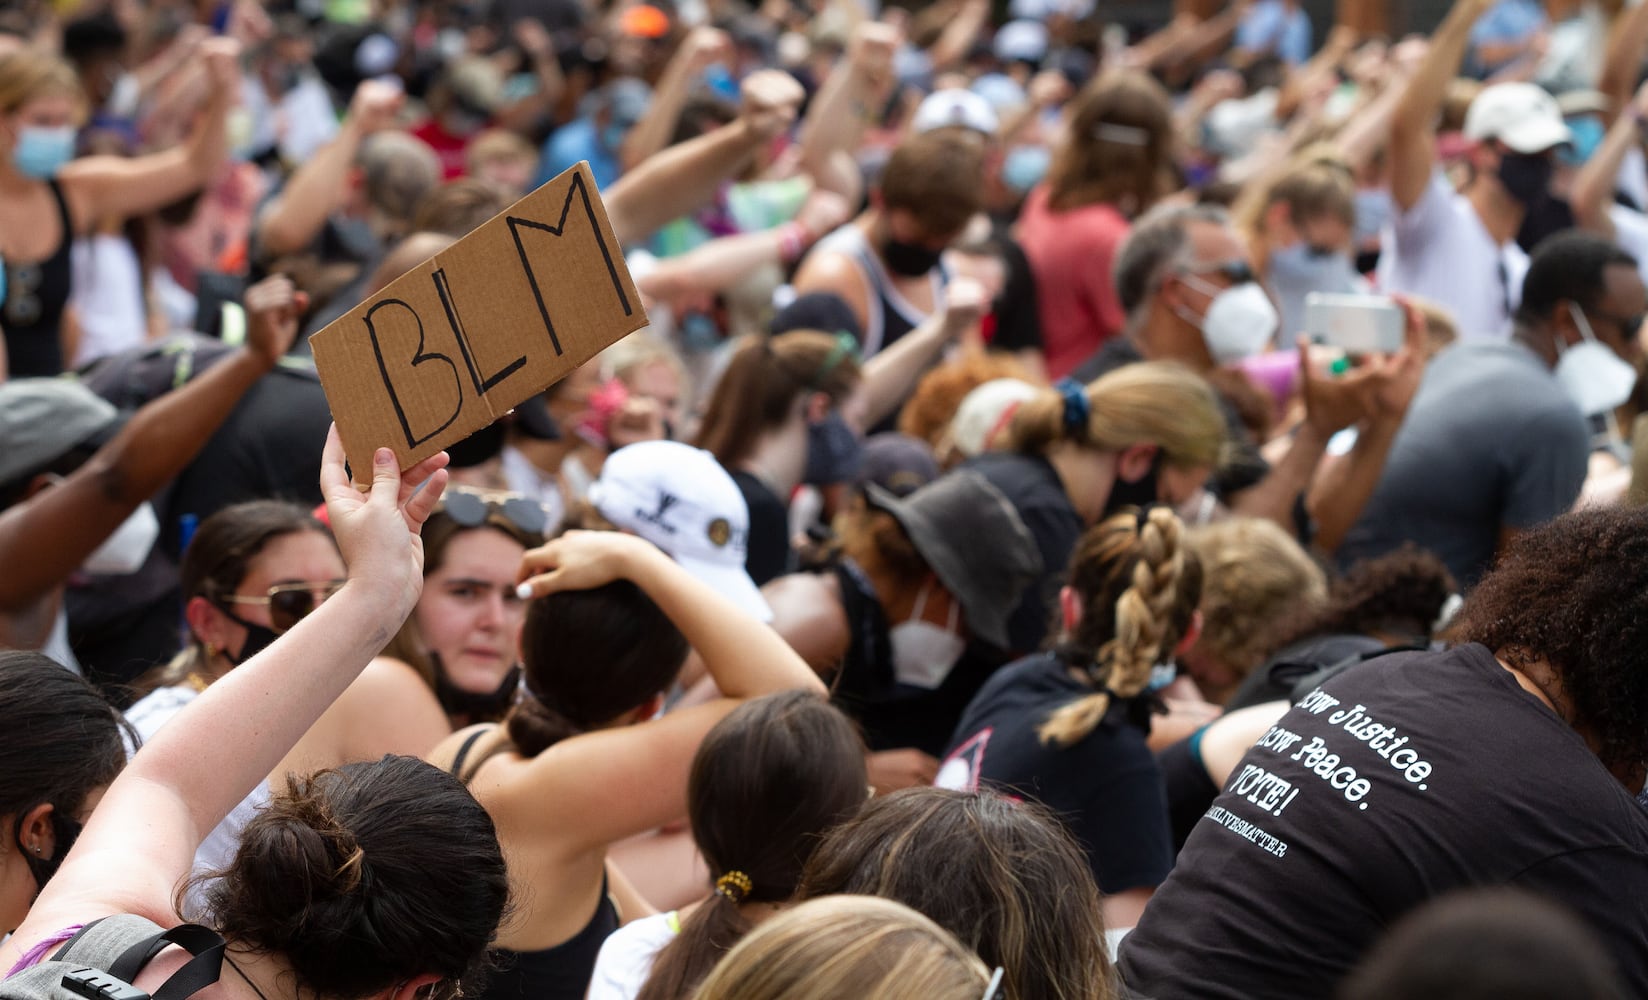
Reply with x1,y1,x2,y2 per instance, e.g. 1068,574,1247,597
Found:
777,221,810,264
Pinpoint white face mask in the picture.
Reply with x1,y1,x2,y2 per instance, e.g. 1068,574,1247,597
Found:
1556,303,1639,416
1176,274,1280,364
83,501,160,576
889,583,966,690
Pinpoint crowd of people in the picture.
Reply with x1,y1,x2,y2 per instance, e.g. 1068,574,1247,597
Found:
2,0,1648,995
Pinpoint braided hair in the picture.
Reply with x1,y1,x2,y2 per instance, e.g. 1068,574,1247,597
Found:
1038,507,1200,748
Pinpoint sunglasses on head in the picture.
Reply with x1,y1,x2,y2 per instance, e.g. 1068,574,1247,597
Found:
439,488,549,538
219,581,346,633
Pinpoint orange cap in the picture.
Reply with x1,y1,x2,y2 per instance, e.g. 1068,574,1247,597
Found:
620,4,670,39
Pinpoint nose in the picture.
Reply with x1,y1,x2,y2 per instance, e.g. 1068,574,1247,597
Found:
478,590,508,630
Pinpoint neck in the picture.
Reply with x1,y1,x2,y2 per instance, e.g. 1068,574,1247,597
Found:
1466,179,1526,245
223,941,298,1000
736,899,788,927
1496,649,1644,792
0,162,36,194
741,426,805,496
1044,442,1113,524
1510,323,1560,369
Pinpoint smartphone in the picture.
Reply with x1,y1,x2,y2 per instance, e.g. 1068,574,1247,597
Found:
1303,292,1405,355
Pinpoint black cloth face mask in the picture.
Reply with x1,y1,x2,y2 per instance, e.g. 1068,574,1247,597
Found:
881,236,943,277
1103,451,1164,518
212,604,281,666
1497,152,1554,207
431,655,522,721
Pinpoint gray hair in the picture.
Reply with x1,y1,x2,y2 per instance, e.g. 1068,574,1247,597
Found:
1112,203,1230,317
357,131,443,226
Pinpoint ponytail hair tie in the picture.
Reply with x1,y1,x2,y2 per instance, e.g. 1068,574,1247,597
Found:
715,870,753,902
1056,378,1089,438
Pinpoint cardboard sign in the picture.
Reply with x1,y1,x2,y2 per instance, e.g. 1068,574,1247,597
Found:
312,161,647,473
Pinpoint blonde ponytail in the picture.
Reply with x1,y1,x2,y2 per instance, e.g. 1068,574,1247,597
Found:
1039,507,1189,748
1003,362,1226,471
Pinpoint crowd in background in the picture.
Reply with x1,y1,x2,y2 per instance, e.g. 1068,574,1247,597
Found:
1,0,1648,995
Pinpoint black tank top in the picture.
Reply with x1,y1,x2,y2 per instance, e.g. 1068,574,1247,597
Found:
4,180,76,376
448,728,622,1000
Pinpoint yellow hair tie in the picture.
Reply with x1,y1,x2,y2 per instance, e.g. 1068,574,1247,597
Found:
715,870,753,902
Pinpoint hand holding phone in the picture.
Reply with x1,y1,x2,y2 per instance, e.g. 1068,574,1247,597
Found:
1303,292,1405,355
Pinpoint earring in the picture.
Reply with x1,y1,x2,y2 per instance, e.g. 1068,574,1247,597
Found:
32,845,41,855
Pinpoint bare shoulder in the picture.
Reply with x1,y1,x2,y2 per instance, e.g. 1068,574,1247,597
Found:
762,572,850,673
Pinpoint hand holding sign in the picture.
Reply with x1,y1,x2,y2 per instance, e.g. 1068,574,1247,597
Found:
311,162,648,477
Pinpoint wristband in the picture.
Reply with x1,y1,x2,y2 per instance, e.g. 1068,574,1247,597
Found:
777,221,810,264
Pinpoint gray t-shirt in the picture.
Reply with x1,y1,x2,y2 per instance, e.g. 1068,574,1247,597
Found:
1338,341,1587,588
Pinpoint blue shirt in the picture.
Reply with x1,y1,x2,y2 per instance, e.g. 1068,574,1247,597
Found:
1235,1,1312,65
536,118,619,191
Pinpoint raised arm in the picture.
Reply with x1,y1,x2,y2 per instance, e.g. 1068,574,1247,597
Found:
58,37,238,230
512,531,824,844
926,0,990,73
0,432,450,966
605,70,804,247
0,276,308,612
1389,0,1494,211
619,27,734,172
637,190,849,297
1600,0,1648,125
256,79,405,259
797,22,898,201
859,278,986,429
1573,82,1648,236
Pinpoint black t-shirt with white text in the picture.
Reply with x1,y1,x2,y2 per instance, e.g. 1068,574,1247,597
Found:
1118,644,1648,998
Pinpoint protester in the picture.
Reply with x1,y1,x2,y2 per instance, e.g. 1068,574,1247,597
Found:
1119,505,1648,996
379,487,547,726
938,506,1200,928
586,691,867,1000
796,787,1118,1000
1339,231,1644,587
430,530,825,1000
0,650,131,933
690,896,991,1000
0,42,238,376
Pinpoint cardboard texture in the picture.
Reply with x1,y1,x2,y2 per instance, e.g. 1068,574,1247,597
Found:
312,161,647,473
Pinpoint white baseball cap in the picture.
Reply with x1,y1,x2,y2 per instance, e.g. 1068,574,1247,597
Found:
588,441,772,622
912,88,1000,137
949,378,1040,458
1464,83,1572,155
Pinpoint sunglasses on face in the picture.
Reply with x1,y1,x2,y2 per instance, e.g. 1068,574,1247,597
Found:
1186,260,1258,286
219,581,346,633
439,488,549,537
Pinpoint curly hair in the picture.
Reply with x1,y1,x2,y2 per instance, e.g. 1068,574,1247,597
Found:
1449,506,1648,774
1264,547,1456,654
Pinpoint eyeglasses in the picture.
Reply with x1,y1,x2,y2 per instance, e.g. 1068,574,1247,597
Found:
3,263,42,327
981,967,1005,1000
218,581,346,633
440,488,550,538
1185,259,1257,287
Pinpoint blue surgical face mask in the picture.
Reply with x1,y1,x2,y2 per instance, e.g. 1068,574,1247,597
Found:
0,259,7,312
1560,116,1605,167
1001,145,1051,194
13,125,76,179
1269,242,1352,285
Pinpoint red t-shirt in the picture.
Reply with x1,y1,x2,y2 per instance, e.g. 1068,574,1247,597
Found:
411,119,472,181
1014,186,1131,380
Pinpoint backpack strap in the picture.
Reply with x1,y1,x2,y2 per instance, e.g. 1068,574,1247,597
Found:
48,918,224,1000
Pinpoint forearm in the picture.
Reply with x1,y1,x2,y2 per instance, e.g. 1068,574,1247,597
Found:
1395,0,1489,134
799,62,873,186
927,0,989,71
121,583,406,858
860,319,951,428
258,122,363,257
1602,6,1648,119
644,227,787,294
1334,77,1406,170
1306,418,1398,553
628,546,824,700
1228,423,1330,531
607,121,761,245
619,60,696,171
184,88,232,187
1574,112,1640,232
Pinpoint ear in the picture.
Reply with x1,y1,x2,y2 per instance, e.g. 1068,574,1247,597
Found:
384,974,443,1000
1114,442,1159,484
1174,609,1203,657
1551,299,1582,348
16,802,57,860
1263,200,1293,241
636,692,665,723
185,595,235,659
804,391,831,424
1058,585,1082,633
